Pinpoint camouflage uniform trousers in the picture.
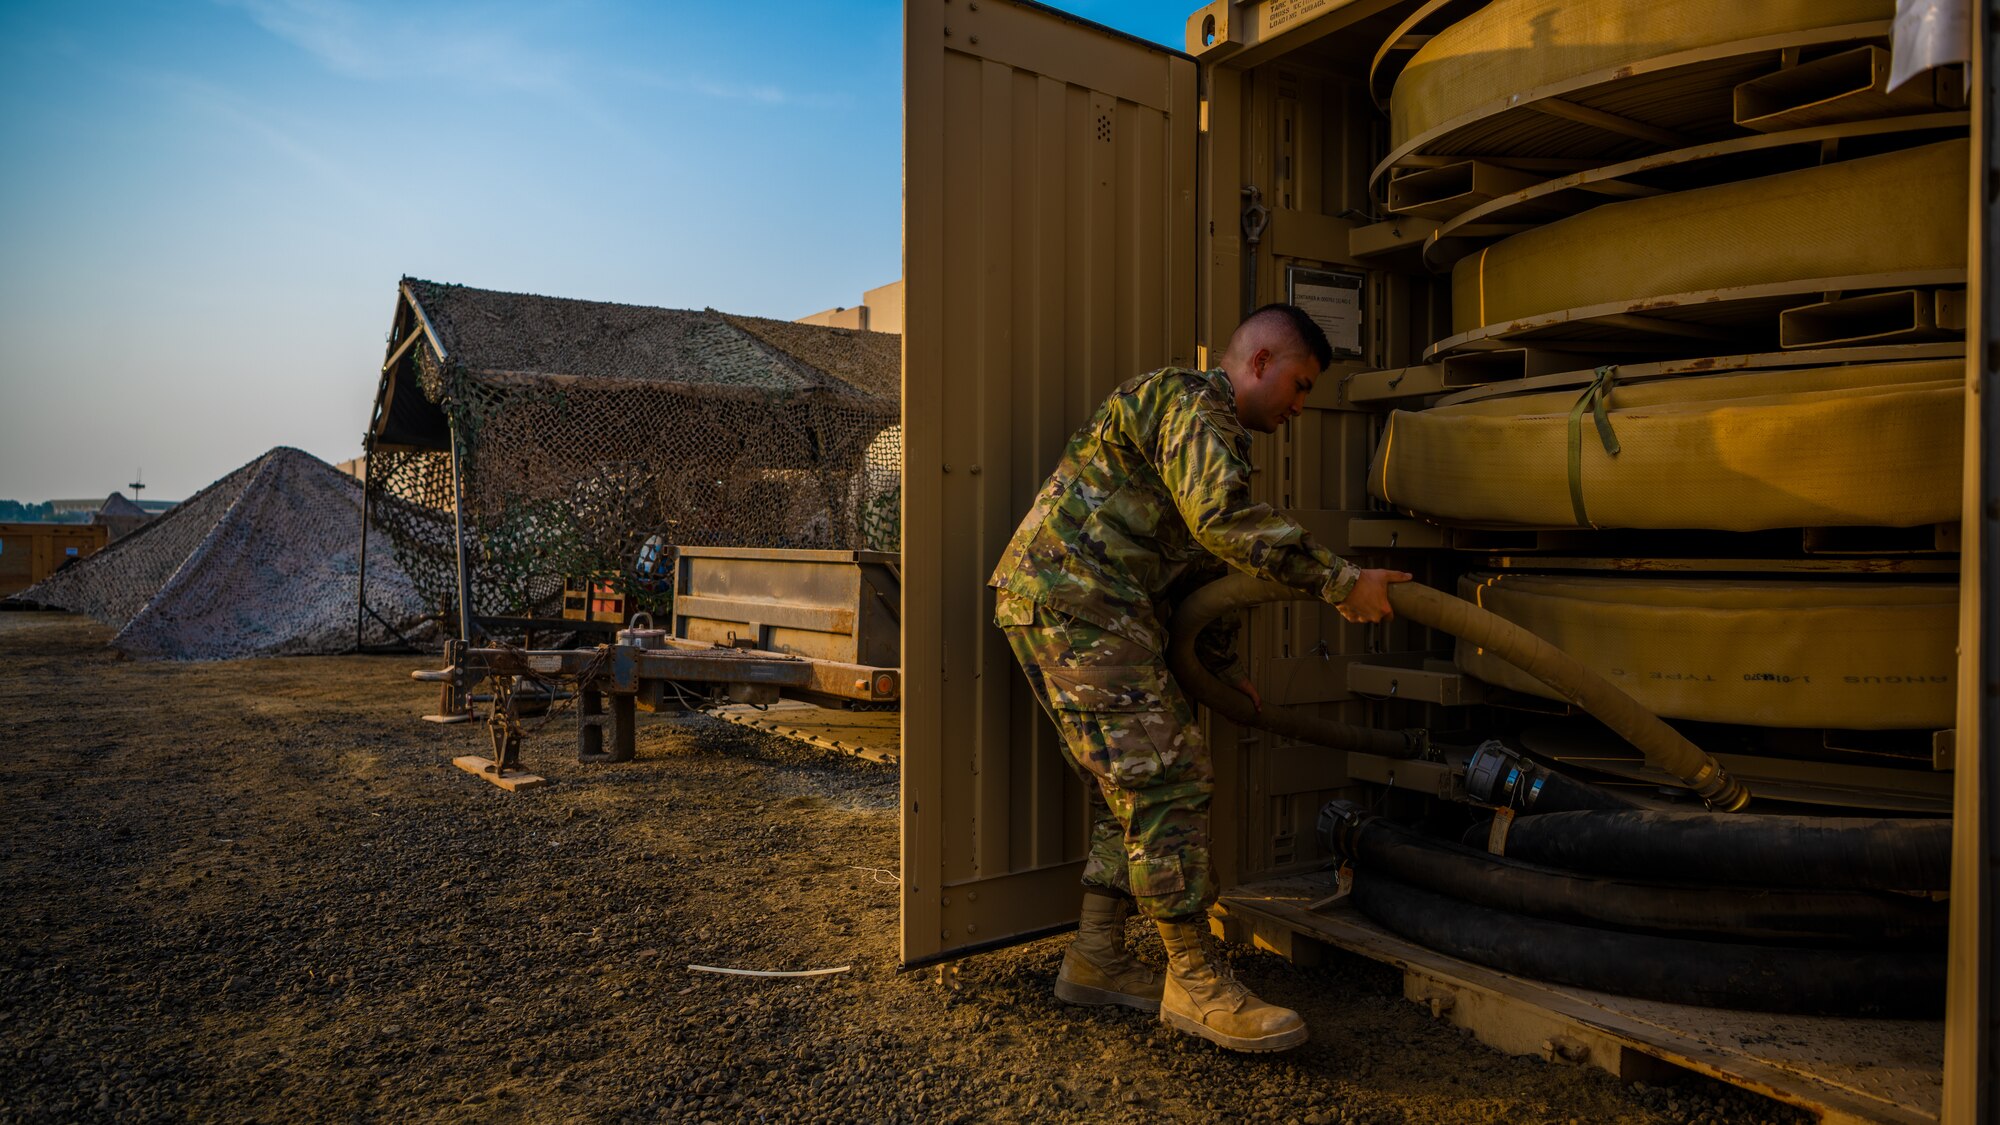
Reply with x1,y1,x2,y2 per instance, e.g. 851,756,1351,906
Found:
1002,602,1215,923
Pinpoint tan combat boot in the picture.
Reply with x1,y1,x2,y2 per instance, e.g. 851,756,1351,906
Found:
1155,920,1308,1052
1053,892,1163,1012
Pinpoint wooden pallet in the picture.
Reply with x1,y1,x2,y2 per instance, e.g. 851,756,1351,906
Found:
1217,873,1942,1125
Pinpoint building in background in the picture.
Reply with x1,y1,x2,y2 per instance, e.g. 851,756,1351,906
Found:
46,498,104,521
797,280,904,333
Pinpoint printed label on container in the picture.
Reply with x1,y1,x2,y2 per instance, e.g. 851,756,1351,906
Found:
1288,267,1365,359
1266,0,1335,33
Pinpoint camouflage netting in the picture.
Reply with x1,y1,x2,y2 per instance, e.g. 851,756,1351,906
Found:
9,447,433,660
364,279,902,629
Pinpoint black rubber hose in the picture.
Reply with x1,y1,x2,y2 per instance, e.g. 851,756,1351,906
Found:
1351,871,1945,1017
1462,739,1635,812
1319,803,1947,947
1170,573,1746,808
1504,758,1634,812
1500,810,1952,892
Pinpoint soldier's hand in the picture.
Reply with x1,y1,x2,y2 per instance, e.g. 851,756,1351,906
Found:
1336,569,1415,624
1230,675,1263,713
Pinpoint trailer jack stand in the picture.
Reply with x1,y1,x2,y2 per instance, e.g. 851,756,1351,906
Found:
452,676,548,792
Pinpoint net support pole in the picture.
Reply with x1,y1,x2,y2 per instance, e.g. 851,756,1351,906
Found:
355,432,372,652
447,415,474,645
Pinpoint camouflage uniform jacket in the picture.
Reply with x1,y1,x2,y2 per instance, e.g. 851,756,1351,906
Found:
989,366,1360,677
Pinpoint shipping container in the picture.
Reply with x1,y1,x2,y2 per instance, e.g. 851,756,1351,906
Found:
899,0,1996,1118
0,522,108,600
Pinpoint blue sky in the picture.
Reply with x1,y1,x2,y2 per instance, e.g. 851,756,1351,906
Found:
0,0,1189,502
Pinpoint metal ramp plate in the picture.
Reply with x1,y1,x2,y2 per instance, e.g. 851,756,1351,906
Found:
711,700,900,765
1216,873,1942,1125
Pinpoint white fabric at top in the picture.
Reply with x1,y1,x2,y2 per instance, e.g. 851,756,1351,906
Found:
1889,0,1972,93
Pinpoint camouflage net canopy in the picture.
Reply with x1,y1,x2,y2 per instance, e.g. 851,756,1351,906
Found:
9,447,433,660
364,279,902,629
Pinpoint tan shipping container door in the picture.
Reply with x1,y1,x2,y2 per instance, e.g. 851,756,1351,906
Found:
1944,0,1997,1112
902,0,1198,966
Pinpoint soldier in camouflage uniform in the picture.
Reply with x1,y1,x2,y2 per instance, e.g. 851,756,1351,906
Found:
990,304,1410,1053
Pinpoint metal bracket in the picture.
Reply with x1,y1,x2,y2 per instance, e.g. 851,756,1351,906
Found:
576,688,636,764
1242,186,1271,316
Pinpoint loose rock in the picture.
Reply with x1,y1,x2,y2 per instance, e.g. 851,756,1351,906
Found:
0,613,1812,1124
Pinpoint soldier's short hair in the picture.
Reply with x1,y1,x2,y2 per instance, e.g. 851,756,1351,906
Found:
1241,303,1332,370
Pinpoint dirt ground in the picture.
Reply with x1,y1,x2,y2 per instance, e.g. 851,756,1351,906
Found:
0,612,1808,1124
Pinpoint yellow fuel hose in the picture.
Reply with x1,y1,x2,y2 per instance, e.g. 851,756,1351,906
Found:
1450,573,1957,729
1370,359,1964,532
1389,0,1894,152
1168,573,1749,810
1166,605,1426,763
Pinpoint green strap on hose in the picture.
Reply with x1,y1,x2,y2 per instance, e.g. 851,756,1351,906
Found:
1566,364,1622,527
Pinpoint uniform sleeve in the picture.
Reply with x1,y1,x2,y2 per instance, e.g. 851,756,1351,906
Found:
1154,391,1362,605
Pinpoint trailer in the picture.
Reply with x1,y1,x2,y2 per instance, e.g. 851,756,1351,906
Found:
412,545,902,774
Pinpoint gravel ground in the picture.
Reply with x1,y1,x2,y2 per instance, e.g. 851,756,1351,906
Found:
0,612,1810,1123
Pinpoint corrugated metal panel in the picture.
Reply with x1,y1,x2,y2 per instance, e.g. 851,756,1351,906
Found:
1942,1,1996,1110
902,0,1197,966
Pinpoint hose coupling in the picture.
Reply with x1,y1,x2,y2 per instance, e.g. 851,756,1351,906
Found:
1406,727,1434,760
1465,740,1560,809
1701,772,1752,812
1683,759,1750,810
1464,740,1525,807
1316,799,1370,860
